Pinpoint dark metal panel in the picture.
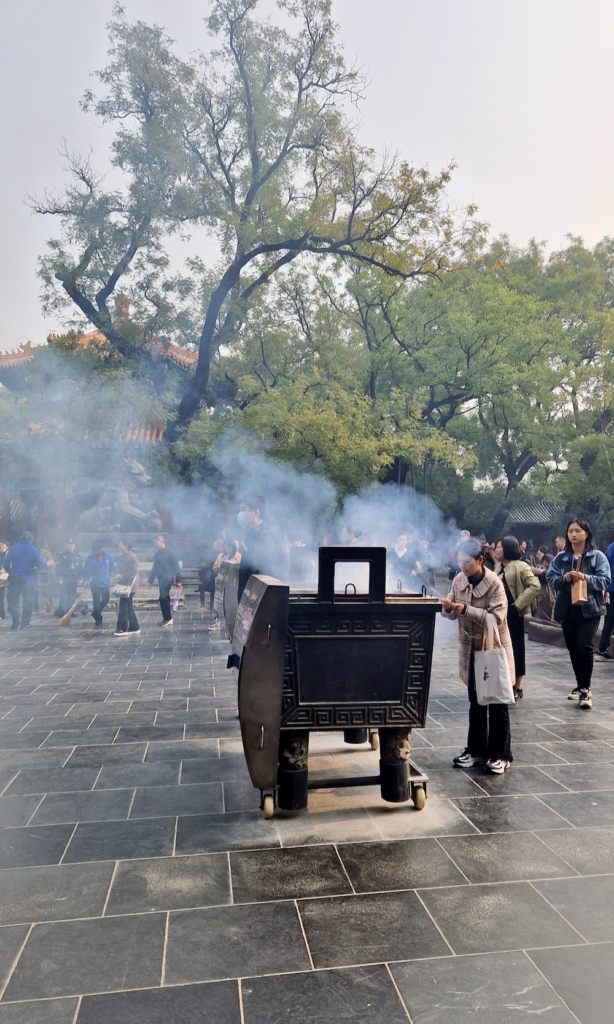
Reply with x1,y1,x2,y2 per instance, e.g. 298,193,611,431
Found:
234,575,289,792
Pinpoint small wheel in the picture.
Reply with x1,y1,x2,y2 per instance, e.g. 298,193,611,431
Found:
413,786,426,810
370,732,380,751
262,795,275,820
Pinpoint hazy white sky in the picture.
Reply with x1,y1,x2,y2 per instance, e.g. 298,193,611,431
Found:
2,0,614,351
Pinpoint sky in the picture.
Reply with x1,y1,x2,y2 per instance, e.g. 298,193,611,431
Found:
2,0,614,351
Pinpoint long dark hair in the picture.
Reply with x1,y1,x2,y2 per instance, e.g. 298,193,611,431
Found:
564,518,595,551
496,535,521,561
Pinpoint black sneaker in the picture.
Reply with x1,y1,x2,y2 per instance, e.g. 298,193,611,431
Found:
453,748,485,768
595,651,614,662
568,687,580,701
579,690,593,709
10,622,20,631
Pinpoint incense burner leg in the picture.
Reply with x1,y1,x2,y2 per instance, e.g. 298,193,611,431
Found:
379,727,411,803
277,730,309,810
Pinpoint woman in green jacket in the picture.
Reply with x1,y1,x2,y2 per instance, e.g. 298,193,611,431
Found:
494,535,541,700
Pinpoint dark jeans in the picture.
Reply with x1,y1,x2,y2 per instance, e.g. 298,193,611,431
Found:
561,606,599,691
467,655,513,761
117,595,139,633
599,597,614,653
0,587,5,618
158,580,172,622
91,587,110,624
7,577,36,626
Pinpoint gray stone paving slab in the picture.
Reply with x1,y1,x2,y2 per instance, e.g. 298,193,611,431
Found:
391,952,580,1023
0,606,612,1022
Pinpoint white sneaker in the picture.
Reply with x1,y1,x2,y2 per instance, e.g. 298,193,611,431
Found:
209,622,221,631
579,690,592,709
453,748,485,768
162,619,173,627
568,687,580,701
486,758,510,774
112,631,127,637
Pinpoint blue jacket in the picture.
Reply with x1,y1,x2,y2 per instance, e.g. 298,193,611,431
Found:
82,552,115,588
604,542,614,593
546,547,611,621
2,542,46,581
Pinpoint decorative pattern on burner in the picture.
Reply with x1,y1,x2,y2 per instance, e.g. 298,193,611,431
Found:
281,609,434,730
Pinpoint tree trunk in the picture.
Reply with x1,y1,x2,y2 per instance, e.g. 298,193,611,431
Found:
487,502,511,541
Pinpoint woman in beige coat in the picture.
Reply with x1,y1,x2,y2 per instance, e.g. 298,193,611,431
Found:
442,538,515,774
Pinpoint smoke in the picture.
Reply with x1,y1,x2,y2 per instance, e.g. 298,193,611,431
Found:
162,433,464,587
0,344,463,579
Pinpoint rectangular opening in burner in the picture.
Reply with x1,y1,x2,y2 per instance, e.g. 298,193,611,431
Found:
333,561,370,595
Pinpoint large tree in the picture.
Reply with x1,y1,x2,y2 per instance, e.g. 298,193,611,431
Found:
34,0,478,431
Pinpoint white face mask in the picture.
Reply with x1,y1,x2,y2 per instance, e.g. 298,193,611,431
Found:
237,511,247,525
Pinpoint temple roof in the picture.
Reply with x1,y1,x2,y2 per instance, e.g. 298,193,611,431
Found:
0,322,198,386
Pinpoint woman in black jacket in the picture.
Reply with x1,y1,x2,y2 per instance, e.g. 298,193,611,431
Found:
113,539,140,637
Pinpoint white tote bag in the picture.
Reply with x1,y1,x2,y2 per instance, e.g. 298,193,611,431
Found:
474,614,514,706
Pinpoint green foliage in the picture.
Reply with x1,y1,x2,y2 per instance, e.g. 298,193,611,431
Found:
34,0,480,424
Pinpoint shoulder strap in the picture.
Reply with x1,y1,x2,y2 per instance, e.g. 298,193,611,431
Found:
482,612,502,650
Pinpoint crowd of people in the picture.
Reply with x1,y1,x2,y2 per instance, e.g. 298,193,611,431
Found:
3,510,614,732
442,518,612,778
0,533,181,636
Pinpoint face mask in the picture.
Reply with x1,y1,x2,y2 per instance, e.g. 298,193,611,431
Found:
237,511,247,525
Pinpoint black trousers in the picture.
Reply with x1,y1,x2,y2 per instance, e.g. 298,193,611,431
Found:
117,595,139,633
561,606,599,691
158,580,173,622
91,587,110,624
0,587,5,618
7,577,36,626
507,602,526,677
467,655,513,761
58,580,78,614
599,597,614,653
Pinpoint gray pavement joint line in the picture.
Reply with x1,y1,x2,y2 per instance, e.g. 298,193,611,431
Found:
527,880,591,944
294,900,315,971
522,949,584,1024
0,923,32,1001
101,860,120,917
24,793,46,826
444,798,483,834
126,786,138,819
237,977,246,1024
142,740,150,763
171,815,179,856
385,962,414,1023
532,793,576,827
16,717,34,733
70,995,82,1023
332,844,356,895
58,822,79,865
0,772,19,796
61,747,77,768
458,769,490,796
92,765,105,789
226,850,234,904
531,831,582,876
433,836,472,884
160,910,170,987
530,766,573,793
413,888,456,956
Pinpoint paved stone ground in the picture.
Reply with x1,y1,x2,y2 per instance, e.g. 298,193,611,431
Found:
0,607,613,1022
